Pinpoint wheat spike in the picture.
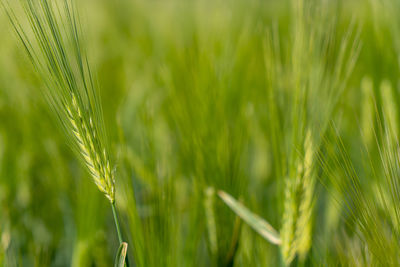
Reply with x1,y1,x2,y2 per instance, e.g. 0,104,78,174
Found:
281,166,300,265
5,0,128,263
66,93,115,202
295,130,315,260
281,130,315,265
4,0,116,203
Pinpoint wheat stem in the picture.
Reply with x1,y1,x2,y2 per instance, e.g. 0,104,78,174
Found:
111,202,130,267
111,202,123,244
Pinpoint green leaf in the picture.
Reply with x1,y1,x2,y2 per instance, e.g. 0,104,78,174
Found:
114,242,128,267
218,190,281,245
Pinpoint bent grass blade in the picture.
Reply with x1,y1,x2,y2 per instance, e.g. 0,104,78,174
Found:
218,190,281,245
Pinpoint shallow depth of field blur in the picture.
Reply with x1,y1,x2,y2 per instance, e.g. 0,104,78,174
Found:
2,0,400,266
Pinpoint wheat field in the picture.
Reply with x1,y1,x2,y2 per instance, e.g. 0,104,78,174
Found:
0,0,399,266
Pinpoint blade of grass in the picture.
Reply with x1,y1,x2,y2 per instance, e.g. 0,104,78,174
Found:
218,190,281,245
114,242,128,267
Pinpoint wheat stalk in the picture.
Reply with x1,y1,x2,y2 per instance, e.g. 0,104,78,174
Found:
4,0,128,264
4,0,116,202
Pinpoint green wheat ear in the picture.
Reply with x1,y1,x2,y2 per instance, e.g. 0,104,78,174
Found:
4,0,129,263
66,92,115,202
3,0,115,203
281,129,315,265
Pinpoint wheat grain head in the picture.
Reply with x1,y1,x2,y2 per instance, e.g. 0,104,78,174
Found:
281,130,315,265
66,92,114,202
4,0,115,202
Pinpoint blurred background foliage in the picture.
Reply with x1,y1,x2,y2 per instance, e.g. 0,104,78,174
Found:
1,0,400,266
